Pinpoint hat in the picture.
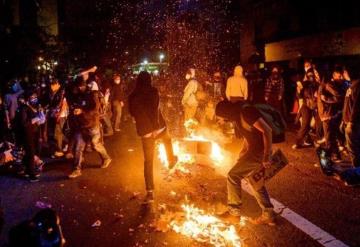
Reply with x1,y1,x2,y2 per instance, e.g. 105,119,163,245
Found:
215,100,243,121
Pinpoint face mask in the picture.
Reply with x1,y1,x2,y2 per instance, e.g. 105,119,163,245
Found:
114,79,121,84
185,74,191,80
29,98,38,105
308,76,315,82
272,72,279,79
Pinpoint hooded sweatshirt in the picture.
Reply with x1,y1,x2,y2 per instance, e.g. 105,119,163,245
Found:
226,66,248,101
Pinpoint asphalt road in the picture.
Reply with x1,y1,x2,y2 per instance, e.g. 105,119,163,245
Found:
0,122,359,247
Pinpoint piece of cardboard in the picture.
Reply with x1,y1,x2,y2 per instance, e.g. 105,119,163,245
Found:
246,149,289,190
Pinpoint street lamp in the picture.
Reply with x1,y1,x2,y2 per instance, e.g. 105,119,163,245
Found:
143,59,148,65
159,54,165,63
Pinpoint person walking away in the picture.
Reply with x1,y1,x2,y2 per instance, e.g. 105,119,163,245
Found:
226,65,248,103
215,100,276,225
264,66,284,114
111,74,126,132
68,78,112,178
129,71,177,204
182,68,199,121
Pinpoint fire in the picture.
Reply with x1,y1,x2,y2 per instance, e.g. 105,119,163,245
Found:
157,119,226,171
157,141,194,173
210,141,224,166
170,204,242,247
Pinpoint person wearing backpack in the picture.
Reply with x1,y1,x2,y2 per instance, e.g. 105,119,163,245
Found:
215,100,278,226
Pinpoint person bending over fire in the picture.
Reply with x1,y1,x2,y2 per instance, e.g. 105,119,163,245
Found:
215,101,276,225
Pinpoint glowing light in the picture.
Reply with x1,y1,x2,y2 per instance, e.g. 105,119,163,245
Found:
159,53,165,63
170,204,242,247
142,59,148,65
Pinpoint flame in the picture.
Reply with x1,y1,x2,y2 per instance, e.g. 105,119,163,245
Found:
157,142,169,169
157,141,194,173
210,141,224,166
170,204,242,247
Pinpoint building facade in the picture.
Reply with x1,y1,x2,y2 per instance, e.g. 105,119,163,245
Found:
239,0,360,68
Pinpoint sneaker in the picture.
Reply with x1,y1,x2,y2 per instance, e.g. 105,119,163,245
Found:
103,132,114,137
63,144,69,152
303,141,313,147
249,211,276,226
54,151,64,157
29,175,40,183
228,205,242,217
101,158,112,169
292,144,300,150
142,191,154,204
65,153,74,159
218,205,242,224
114,128,121,132
316,138,326,144
331,154,342,163
68,169,82,179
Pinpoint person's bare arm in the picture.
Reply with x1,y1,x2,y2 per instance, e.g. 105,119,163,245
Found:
253,118,272,168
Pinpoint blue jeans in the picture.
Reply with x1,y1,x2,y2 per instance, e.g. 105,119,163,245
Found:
227,152,273,211
74,126,110,170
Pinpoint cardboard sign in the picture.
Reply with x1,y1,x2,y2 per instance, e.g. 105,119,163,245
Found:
246,149,289,190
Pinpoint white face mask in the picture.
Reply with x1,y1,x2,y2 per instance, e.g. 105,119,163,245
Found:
185,74,191,80
114,79,121,84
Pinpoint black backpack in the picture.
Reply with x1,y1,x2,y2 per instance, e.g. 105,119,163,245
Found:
240,103,286,143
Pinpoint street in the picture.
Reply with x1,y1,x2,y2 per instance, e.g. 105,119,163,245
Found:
1,122,359,247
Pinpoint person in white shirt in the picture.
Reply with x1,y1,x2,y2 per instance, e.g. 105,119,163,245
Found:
226,65,248,102
182,68,199,121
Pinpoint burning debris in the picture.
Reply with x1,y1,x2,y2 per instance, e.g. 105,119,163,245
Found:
168,204,242,247
157,119,231,174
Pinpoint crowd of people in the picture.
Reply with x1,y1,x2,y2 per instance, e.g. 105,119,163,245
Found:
0,66,129,181
0,59,359,225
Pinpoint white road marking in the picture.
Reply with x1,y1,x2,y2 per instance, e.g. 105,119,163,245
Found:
242,181,349,247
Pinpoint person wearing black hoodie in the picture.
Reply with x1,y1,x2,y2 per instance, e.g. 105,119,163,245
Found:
129,71,177,203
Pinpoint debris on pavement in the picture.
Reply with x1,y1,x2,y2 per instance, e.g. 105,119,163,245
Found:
130,191,141,200
91,220,102,227
35,201,52,209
